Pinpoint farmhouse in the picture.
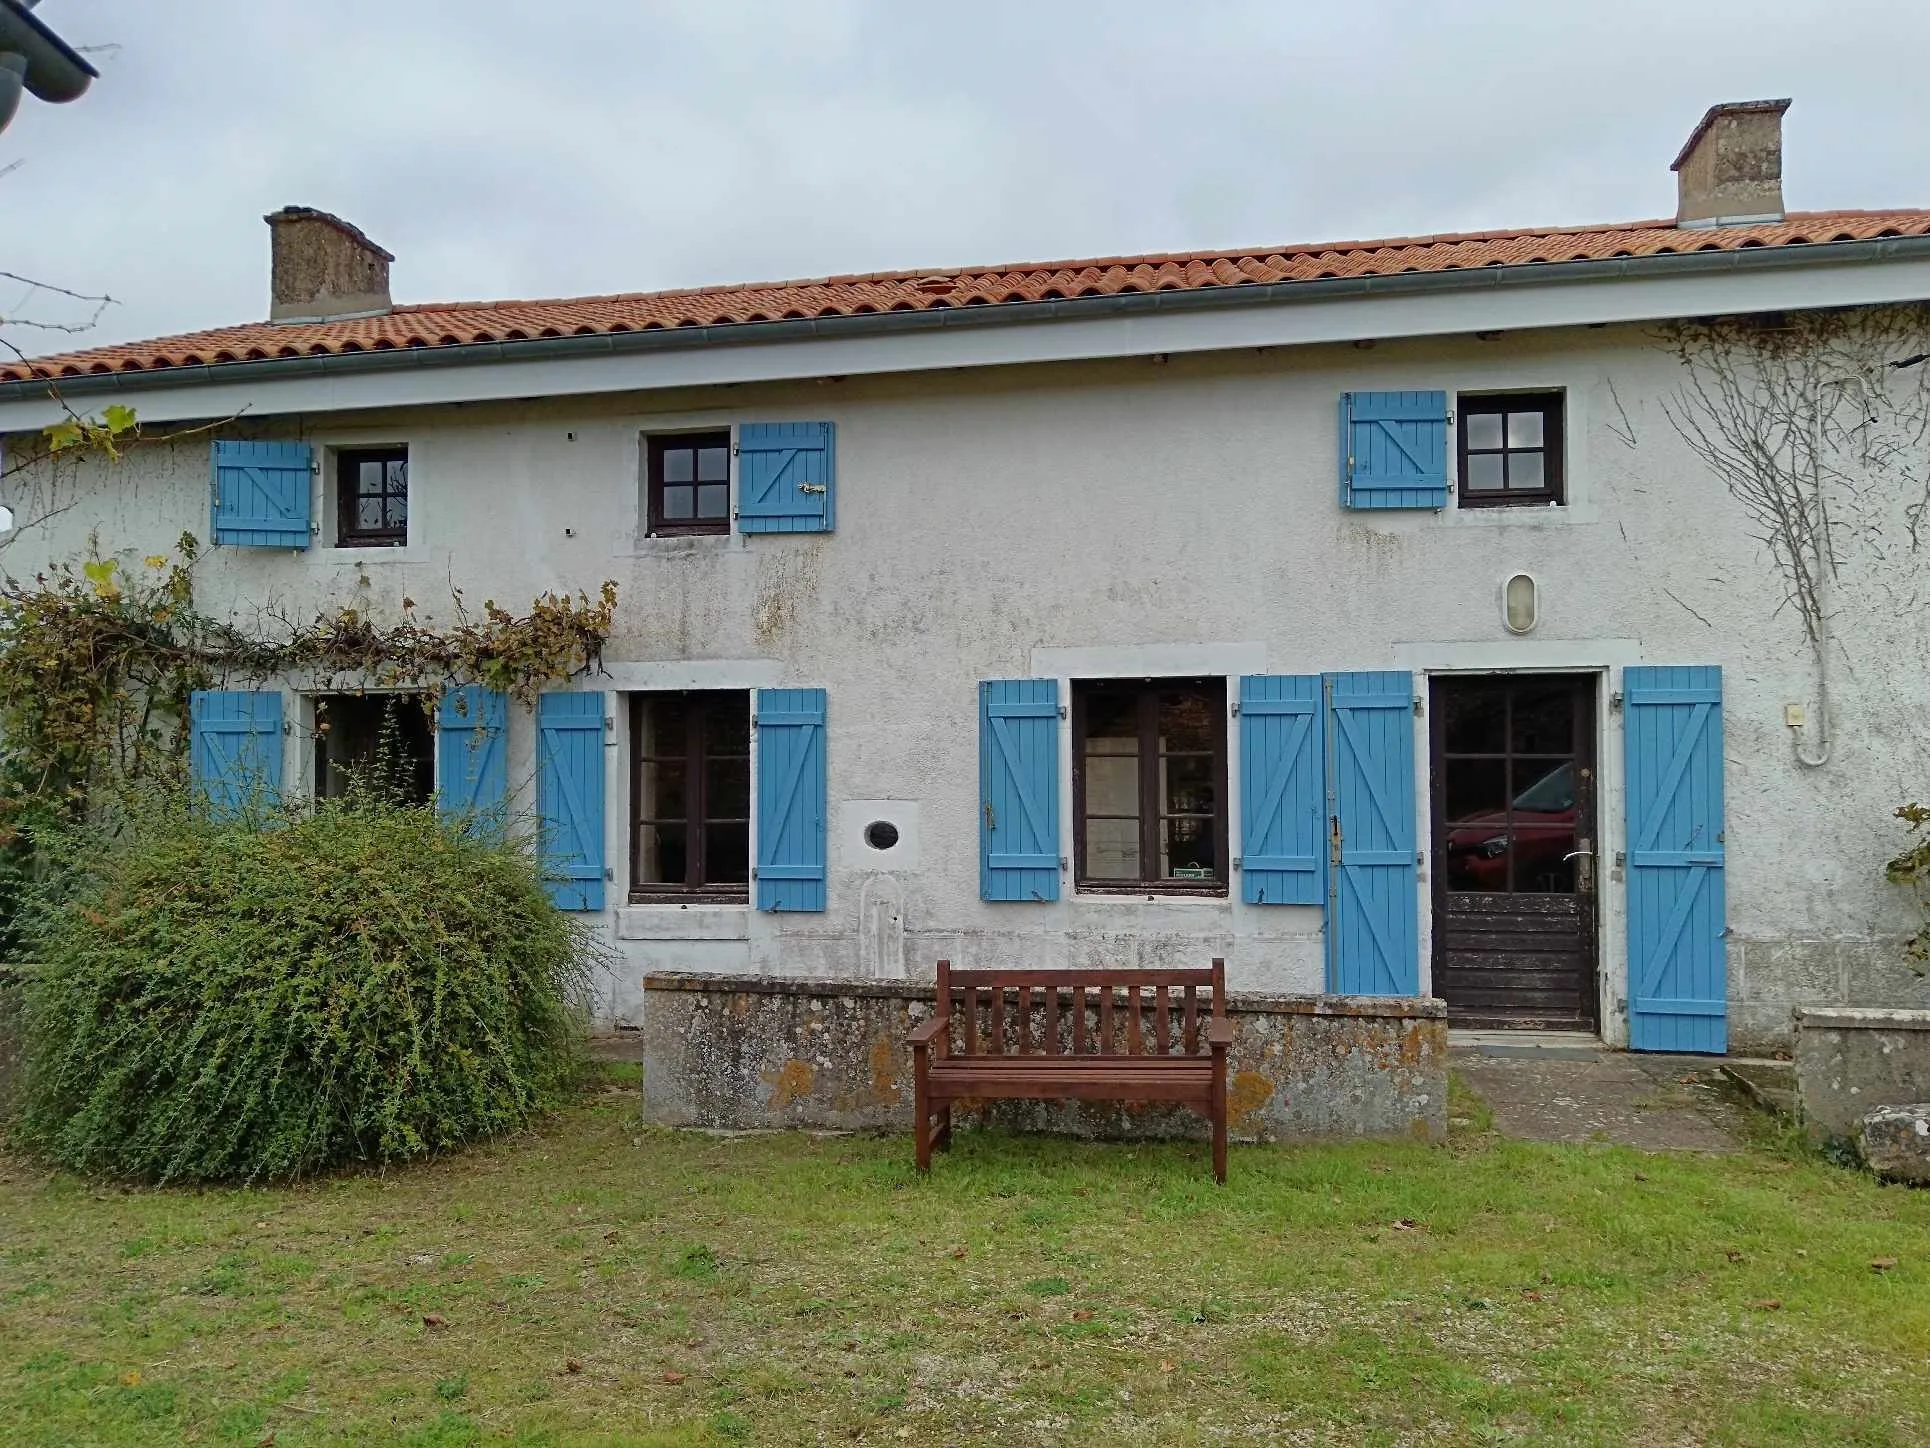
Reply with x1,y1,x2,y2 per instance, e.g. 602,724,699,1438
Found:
3,98,1927,1078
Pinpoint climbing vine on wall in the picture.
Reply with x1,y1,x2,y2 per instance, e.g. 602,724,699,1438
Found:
0,533,617,824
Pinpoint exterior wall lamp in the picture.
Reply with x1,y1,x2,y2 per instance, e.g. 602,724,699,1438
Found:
1502,572,1538,634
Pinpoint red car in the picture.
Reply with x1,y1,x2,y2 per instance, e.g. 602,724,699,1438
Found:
1444,762,1576,892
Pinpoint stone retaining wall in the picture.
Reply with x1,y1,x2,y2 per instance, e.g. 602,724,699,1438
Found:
1793,1006,1930,1143
641,974,1447,1144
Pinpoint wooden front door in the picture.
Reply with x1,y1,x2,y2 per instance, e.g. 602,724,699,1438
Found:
1430,675,1599,1031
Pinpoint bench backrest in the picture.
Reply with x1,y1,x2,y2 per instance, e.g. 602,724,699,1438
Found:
933,959,1226,1058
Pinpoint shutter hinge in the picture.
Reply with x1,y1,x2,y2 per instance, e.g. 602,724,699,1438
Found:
1058,704,1067,719
1231,856,1242,870
1413,696,1424,717
1230,703,1240,717
1610,691,1624,714
1614,850,1626,868
605,716,615,731
1059,856,1068,871
604,868,614,881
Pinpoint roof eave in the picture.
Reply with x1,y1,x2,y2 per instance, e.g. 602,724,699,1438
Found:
5,234,1930,410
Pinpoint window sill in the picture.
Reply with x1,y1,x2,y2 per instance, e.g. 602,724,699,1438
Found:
319,544,435,564
611,532,740,558
615,902,749,941
1074,883,1230,902
1443,501,1596,527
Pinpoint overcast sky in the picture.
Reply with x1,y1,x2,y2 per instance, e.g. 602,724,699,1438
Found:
6,0,1930,350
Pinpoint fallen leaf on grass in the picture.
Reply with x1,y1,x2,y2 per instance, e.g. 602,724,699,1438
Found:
122,1371,142,1387
422,1313,446,1329
565,1359,583,1374
1752,1299,1782,1311
661,1370,687,1385
1521,1290,1543,1302
1390,1218,1425,1231
1724,1250,1744,1264
950,1246,967,1259
1071,1310,1095,1322
604,1230,619,1243
1160,1360,1175,1373
1871,1257,1899,1272
256,1432,276,1448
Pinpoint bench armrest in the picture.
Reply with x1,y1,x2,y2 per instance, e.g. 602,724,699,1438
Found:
908,1016,950,1048
1206,1018,1236,1049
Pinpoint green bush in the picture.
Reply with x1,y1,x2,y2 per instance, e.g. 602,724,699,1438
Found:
11,789,592,1182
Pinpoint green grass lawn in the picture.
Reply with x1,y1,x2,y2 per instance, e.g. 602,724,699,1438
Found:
2,1069,1926,1447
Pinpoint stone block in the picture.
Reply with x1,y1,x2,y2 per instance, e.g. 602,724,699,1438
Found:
1858,1103,1930,1185
1794,1007,1930,1143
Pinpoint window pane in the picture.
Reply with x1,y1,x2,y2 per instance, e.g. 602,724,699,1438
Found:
661,485,694,520
1511,827,1577,893
357,459,385,493
1445,828,1510,891
641,823,686,884
1163,816,1216,878
1085,753,1138,815
1444,758,1507,821
662,448,694,483
1164,753,1214,815
1465,413,1504,450
1511,760,1576,816
705,756,749,819
703,696,748,755
386,459,409,491
1507,452,1545,490
1465,453,1505,491
1157,688,1215,753
1084,818,1140,879
1507,410,1545,448
1443,689,1506,754
645,696,688,753
385,492,408,530
1510,687,1573,755
698,447,729,482
1083,691,1138,745
705,823,749,884
697,483,729,518
358,497,383,528
642,759,686,821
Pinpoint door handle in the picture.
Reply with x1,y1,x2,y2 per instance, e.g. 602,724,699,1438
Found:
1563,847,1595,894
1560,850,1593,862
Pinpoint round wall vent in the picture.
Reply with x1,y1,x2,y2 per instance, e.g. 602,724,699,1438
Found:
864,820,900,851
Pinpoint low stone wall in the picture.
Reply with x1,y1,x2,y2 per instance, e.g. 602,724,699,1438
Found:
1793,1006,1930,1143
641,974,1447,1145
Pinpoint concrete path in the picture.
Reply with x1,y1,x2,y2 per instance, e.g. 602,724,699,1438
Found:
1452,1048,1748,1152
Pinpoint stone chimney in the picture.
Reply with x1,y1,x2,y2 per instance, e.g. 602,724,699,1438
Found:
264,206,394,323
1671,99,1791,229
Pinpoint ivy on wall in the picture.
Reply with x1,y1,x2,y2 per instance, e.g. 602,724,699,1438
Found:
0,532,618,824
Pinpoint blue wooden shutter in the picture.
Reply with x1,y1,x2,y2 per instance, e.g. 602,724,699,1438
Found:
190,689,282,815
436,686,508,829
1324,671,1419,995
737,422,835,533
212,440,312,548
755,688,828,911
1624,666,1727,1053
1239,675,1324,905
537,691,606,910
1339,391,1449,510
980,679,1060,902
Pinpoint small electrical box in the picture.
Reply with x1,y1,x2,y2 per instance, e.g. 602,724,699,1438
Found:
1784,703,1807,728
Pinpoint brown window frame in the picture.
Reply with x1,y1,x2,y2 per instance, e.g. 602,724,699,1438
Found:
629,690,751,903
1456,392,1565,508
335,446,409,547
645,431,733,538
1071,677,1230,898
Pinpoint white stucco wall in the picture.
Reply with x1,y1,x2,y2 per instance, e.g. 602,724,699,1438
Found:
5,320,1927,1048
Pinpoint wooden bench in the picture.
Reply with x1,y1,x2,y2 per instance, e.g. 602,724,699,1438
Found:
907,958,1234,1182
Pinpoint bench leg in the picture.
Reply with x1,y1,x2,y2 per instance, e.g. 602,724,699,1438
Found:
935,1105,952,1153
1211,1066,1229,1185
914,1066,932,1174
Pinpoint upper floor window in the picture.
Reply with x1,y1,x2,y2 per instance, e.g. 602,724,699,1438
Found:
1072,677,1228,895
336,446,408,546
648,432,731,537
1457,393,1564,508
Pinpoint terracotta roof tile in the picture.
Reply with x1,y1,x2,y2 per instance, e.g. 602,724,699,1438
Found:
7,209,1930,384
